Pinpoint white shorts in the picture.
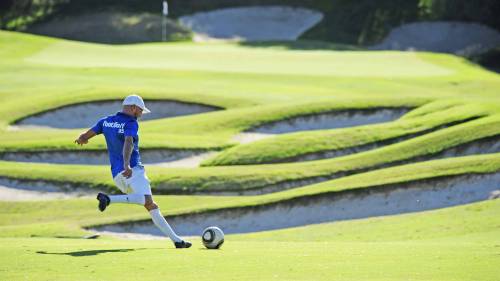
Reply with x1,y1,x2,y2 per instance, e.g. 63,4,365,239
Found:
113,165,152,195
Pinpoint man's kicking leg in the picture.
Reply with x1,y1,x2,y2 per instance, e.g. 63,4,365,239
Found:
96,193,145,211
144,195,191,248
97,193,191,248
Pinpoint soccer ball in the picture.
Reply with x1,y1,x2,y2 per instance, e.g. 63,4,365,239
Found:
202,226,224,249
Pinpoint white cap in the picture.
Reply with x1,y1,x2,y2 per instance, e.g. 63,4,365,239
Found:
123,95,151,114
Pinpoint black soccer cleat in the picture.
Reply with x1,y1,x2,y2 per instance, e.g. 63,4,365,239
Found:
96,193,110,212
174,240,192,249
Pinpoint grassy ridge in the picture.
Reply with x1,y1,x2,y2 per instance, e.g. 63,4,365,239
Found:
203,102,488,165
0,98,424,152
231,198,500,242
1,153,499,239
139,116,500,193
0,116,499,193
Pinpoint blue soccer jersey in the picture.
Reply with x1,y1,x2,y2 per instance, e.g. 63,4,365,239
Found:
91,112,142,178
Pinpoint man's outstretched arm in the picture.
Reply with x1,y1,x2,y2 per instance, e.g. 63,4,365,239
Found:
75,129,97,145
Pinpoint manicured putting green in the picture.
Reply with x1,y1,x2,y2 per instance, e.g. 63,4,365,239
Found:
27,40,453,77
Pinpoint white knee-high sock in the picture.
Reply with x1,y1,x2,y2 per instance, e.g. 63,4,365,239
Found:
109,194,145,205
149,208,182,243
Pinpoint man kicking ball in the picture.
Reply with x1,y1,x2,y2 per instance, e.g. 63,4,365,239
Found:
74,94,191,248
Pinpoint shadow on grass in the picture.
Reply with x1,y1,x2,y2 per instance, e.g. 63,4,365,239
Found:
238,40,364,51
469,47,500,74
36,248,147,257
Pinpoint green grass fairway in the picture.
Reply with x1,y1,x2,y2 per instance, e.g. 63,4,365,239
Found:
0,30,499,280
26,40,455,77
1,199,499,281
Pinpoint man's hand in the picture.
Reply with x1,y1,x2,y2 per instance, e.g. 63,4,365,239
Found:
75,130,96,146
122,165,133,178
74,135,88,145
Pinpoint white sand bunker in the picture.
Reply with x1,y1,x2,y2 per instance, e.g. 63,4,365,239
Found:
235,108,410,144
0,178,93,201
282,129,499,164
238,108,410,140
13,100,220,129
372,21,500,56
27,12,190,44
179,6,323,42
91,173,500,237
0,149,216,168
232,132,274,144
147,151,218,168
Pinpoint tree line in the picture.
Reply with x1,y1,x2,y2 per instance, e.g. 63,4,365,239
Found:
1,0,499,44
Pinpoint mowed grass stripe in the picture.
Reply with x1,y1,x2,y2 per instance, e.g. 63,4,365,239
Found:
203,102,487,166
0,153,498,237
0,115,498,193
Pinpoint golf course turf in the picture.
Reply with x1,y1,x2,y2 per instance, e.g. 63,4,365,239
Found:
0,30,499,280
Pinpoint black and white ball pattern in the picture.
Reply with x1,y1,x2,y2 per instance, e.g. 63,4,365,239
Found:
202,226,224,249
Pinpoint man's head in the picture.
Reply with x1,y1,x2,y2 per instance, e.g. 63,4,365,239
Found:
123,104,144,118
122,94,150,119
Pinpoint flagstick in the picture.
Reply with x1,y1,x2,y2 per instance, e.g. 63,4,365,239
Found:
162,15,167,42
162,1,169,42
